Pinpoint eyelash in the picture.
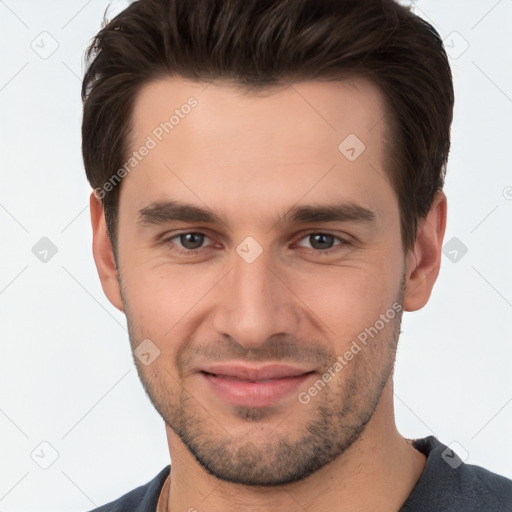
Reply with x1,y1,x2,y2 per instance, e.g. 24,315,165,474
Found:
160,231,350,256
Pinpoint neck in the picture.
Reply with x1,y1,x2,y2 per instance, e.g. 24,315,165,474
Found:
163,386,426,512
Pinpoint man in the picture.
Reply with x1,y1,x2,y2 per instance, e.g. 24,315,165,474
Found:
81,0,512,510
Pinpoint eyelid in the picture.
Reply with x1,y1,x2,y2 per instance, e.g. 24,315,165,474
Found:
293,230,350,250
161,231,216,253
161,229,351,256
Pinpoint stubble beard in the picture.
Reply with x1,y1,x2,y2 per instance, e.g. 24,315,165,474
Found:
120,270,405,486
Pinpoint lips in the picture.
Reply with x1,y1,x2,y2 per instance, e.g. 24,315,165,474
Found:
199,364,315,408
200,363,313,381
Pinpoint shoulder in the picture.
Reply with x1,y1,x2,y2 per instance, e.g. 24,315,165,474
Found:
85,465,171,512
401,436,512,512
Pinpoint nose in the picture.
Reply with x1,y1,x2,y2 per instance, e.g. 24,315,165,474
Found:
211,244,300,350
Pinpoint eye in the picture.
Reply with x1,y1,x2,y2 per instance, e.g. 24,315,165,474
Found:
161,230,350,257
162,232,213,254
295,232,348,253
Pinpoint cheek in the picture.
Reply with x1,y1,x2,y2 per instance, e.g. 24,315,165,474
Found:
288,257,402,341
121,259,221,338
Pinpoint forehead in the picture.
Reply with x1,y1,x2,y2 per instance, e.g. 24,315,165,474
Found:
131,76,387,152
122,76,395,224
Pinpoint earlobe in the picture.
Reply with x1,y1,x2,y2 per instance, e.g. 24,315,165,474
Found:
89,192,124,312
402,190,447,312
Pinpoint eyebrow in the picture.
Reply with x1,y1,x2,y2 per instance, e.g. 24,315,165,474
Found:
137,200,376,228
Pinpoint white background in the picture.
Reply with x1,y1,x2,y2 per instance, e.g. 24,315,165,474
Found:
1,1,511,510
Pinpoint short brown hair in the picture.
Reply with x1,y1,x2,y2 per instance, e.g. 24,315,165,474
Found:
82,0,454,258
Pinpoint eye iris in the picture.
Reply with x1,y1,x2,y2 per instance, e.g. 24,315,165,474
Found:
310,233,334,250
180,233,204,250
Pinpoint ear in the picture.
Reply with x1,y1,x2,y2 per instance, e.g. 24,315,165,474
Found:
402,190,447,312
89,192,124,312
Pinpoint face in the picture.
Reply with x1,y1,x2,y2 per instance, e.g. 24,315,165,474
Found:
112,76,408,485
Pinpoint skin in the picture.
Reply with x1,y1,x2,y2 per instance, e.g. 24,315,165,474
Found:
90,76,447,512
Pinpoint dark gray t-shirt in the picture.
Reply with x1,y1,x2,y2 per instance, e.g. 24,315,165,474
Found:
87,436,512,511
